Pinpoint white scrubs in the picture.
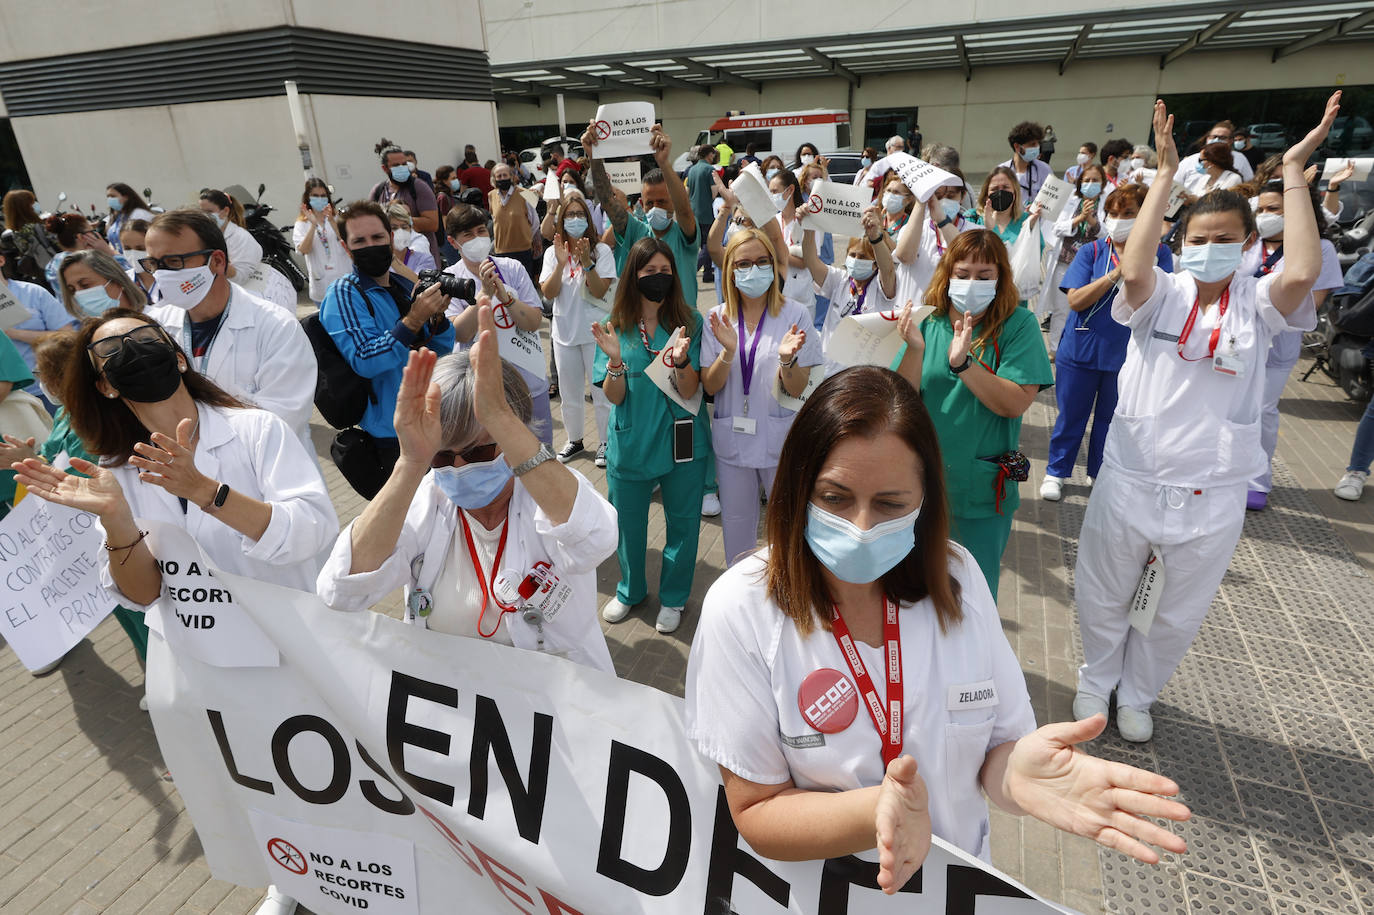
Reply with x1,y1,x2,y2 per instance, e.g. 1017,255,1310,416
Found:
539,241,616,447
816,265,898,378
699,298,821,565
893,216,977,310
1178,148,1255,183
685,547,1037,861
777,217,817,324
1075,267,1314,710
293,218,351,304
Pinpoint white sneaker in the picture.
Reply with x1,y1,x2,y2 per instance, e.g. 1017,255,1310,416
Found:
1072,691,1109,722
255,886,297,915
656,605,683,634
1117,706,1154,742
601,597,633,623
595,442,607,468
701,492,721,517
1334,470,1368,501
1040,476,1064,502
139,694,149,712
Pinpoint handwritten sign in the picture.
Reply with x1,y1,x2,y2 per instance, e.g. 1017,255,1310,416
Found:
0,493,114,670
772,364,825,413
883,152,962,202
0,282,34,331
604,160,643,197
644,326,703,415
1032,174,1072,222
732,163,779,227
491,301,549,381
826,306,932,371
798,179,870,236
589,102,655,159
1321,157,1373,183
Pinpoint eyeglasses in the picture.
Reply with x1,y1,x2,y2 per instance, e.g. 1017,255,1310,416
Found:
137,249,216,272
86,324,171,361
734,258,773,270
430,441,500,469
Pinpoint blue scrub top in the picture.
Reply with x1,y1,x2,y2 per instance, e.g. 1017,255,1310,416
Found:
1057,239,1173,372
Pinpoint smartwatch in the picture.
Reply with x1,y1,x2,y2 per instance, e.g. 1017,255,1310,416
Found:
951,355,973,375
205,482,231,513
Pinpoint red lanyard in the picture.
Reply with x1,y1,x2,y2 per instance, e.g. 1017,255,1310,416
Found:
1108,241,1121,272
929,217,960,255
829,597,903,768
1176,287,1230,362
638,320,660,356
458,512,513,638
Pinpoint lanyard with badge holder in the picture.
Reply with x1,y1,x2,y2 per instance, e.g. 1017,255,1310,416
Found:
181,288,230,372
826,597,904,768
1176,286,1244,376
735,308,765,427
1077,241,1121,331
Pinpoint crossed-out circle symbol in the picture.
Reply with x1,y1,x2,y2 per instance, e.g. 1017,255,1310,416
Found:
807,194,823,214
493,304,516,329
267,837,308,875
879,308,900,322
661,347,675,367
594,120,612,140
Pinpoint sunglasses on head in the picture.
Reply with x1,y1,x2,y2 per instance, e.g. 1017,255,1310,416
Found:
431,441,500,469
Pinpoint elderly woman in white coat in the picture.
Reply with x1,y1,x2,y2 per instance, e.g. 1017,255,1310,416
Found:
317,304,617,671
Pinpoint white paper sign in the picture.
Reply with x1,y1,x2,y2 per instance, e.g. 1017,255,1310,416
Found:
589,102,655,159
143,521,281,668
0,496,114,670
826,306,933,371
0,282,34,331
604,160,643,197
772,364,825,413
488,300,548,382
542,175,563,202
798,179,871,236
518,187,541,209
732,163,779,227
1321,157,1374,183
644,326,703,415
884,153,962,203
238,263,297,312
1128,545,1166,637
1032,174,1072,222
1165,182,1190,219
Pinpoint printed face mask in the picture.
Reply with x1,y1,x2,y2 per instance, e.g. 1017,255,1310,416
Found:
804,502,921,584
947,278,998,316
433,456,512,509
1179,242,1244,283
153,263,216,309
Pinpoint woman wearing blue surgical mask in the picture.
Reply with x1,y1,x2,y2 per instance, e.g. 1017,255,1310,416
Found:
889,170,978,310
57,250,144,319
318,312,616,671
103,183,154,251
912,230,1052,598
759,154,785,185
198,189,261,280
1073,96,1335,744
802,206,901,379
1042,164,1108,358
852,146,880,189
685,366,1191,889
43,213,128,293
1180,141,1242,200
700,228,822,565
293,178,349,304
766,168,822,326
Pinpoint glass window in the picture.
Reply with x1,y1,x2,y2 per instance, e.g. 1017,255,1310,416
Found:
863,107,919,153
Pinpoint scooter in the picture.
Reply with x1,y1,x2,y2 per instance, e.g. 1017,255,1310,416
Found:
1303,250,1374,402
239,183,306,292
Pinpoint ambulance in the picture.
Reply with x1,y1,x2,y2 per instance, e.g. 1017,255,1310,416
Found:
671,109,853,171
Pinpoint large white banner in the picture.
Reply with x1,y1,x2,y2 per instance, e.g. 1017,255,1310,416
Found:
147,535,1070,915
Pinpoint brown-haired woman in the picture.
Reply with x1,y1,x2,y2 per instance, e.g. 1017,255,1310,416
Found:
685,366,1190,892
2,189,58,282
1042,163,1108,357
43,212,126,292
912,229,1052,599
293,178,349,304
591,237,708,634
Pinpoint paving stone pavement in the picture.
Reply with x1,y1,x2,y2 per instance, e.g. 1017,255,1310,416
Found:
1,281,1370,913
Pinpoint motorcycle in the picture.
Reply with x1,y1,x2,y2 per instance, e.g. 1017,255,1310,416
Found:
231,182,307,293
1303,250,1374,402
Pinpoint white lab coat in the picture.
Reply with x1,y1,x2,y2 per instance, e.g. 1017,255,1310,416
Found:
148,283,318,458
816,265,897,378
316,469,617,673
1179,148,1254,183
293,218,351,303
222,221,264,277
685,547,1037,861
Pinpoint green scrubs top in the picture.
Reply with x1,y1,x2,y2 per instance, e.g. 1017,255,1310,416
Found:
39,408,87,465
919,306,1053,520
0,334,36,505
594,317,711,481
613,216,701,307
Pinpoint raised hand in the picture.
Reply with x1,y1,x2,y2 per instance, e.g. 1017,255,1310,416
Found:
1328,158,1356,190
1152,100,1178,171
1005,716,1190,864
667,329,691,368
478,258,500,296
650,124,672,168
590,320,622,363
129,418,214,504
552,233,568,266
708,311,739,355
897,301,924,349
579,118,599,152
11,456,130,521
392,348,443,465
948,314,974,368
572,236,592,267
874,756,932,895
471,297,515,429
1286,91,1343,167
779,323,806,361
861,205,881,239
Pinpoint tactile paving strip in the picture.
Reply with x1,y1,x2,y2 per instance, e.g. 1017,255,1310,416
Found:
1183,871,1273,914
1242,634,1317,675
1236,779,1330,847
1315,797,1374,862
1220,733,1306,792
1172,816,1265,889
1101,853,1188,914
1251,834,1362,914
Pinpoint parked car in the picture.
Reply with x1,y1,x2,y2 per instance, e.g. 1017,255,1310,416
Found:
1248,122,1288,152
1329,116,1374,155
518,136,585,183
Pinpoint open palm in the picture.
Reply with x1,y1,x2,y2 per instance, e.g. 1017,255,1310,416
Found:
874,755,932,894
394,349,444,464
12,457,128,519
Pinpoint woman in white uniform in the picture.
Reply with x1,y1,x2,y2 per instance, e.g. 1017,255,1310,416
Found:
293,178,350,305
890,170,979,309
317,305,616,671
1240,181,1345,510
12,310,339,915
104,183,155,252
767,169,818,325
700,227,822,566
801,209,903,379
1073,95,1335,742
1042,164,1106,358
199,189,262,279
685,366,1190,892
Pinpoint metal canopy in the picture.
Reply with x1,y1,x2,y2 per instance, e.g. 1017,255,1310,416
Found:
490,0,1374,103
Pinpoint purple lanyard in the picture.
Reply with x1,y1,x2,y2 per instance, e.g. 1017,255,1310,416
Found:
737,309,765,416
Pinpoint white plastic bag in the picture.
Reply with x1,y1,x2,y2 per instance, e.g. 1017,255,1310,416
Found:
1009,223,1043,300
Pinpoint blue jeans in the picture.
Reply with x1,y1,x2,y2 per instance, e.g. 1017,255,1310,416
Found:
1348,394,1374,473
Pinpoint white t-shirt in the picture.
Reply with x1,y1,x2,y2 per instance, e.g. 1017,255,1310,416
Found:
292,218,351,302
895,216,978,308
429,511,515,645
685,547,1037,861
1179,148,1254,183
445,254,549,396
817,264,898,378
1181,167,1243,196
539,242,616,347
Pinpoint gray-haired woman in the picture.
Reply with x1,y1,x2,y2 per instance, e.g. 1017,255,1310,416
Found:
317,303,618,671
56,249,146,317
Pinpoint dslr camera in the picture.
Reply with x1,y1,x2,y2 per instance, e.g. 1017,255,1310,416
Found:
414,269,476,304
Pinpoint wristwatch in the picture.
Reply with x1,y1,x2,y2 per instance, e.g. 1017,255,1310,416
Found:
204,482,231,513
951,355,973,375
936,216,953,227
511,443,555,477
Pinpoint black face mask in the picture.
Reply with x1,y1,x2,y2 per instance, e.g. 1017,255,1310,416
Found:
494,179,513,192
352,243,393,277
989,189,1015,212
103,338,182,403
636,273,675,303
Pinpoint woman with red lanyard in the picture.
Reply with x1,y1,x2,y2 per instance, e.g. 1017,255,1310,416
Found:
1074,96,1334,743
801,207,900,379
685,366,1191,890
317,304,617,671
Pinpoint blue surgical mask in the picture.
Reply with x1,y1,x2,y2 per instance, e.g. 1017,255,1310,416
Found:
73,282,120,317
804,502,920,584
1022,145,1041,162
947,278,998,316
733,264,774,298
845,256,875,281
882,192,906,214
770,192,788,211
390,164,412,183
32,202,41,216
211,212,227,228
1080,182,1102,200
861,156,872,168
1194,160,1207,175
939,198,961,221
646,207,672,231
450,179,462,192
563,216,588,237
1233,140,1246,151
308,196,329,212
107,196,123,212
765,168,780,181
1179,242,1244,283
433,456,513,509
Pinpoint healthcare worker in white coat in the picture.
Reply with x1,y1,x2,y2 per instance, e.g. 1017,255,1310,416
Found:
1073,95,1335,743
1240,180,1345,511
700,227,822,566
889,171,981,310
141,211,318,459
12,310,339,915
316,306,617,672
685,366,1190,892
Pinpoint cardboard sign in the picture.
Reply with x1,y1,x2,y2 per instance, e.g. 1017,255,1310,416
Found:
1032,174,1072,222
589,102,655,159
1321,157,1374,183
772,364,825,413
883,153,962,203
826,306,933,371
798,179,870,237
0,494,114,670
604,160,643,197
732,163,779,227
644,326,703,415
0,281,34,331
488,300,548,382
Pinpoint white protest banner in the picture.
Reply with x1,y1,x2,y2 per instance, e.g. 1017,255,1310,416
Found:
238,263,297,312
543,176,563,202
1031,174,1072,222
1321,157,1374,183
884,153,962,203
1164,182,1190,219
827,306,933,371
798,180,871,237
733,163,779,226
644,326,703,415
589,102,655,159
488,299,548,382
604,160,643,197
142,522,280,668
150,567,1071,915
0,281,34,331
0,496,114,670
773,364,826,413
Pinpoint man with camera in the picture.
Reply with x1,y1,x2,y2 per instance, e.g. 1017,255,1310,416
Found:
320,201,456,497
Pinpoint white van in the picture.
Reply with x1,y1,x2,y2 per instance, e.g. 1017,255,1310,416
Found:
671,109,852,171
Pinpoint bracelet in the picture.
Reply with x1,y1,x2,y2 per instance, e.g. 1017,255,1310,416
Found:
867,235,883,244
606,360,625,372
779,353,798,368
105,530,149,565
606,368,625,379
1283,185,1308,192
